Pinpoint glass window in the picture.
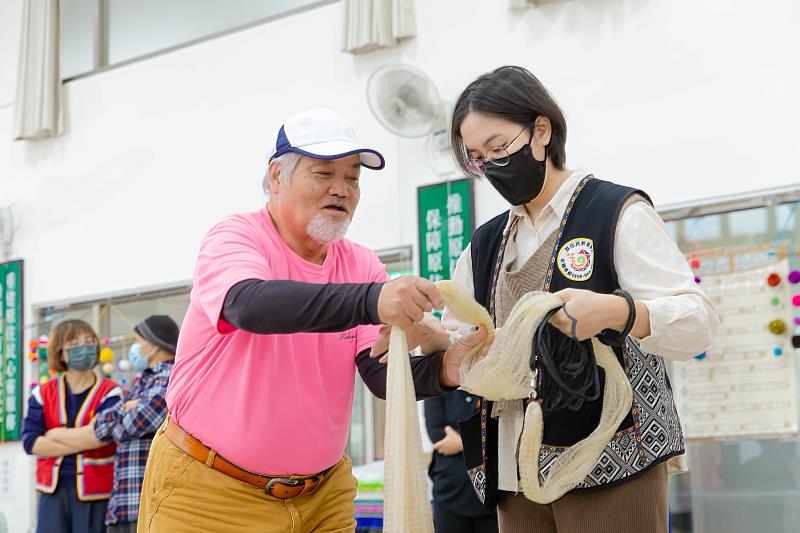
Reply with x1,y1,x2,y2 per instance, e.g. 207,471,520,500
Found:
728,207,769,237
35,286,190,388
104,290,190,387
373,396,386,459
665,220,679,241
39,303,96,334
681,213,723,242
106,0,326,65
60,0,98,79
775,203,798,240
60,0,330,79
346,378,367,466
667,200,800,533
107,291,190,338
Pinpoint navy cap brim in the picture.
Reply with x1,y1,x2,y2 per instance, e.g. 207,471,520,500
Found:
270,140,385,170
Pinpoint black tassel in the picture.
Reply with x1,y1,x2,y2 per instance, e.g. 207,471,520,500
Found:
530,306,601,413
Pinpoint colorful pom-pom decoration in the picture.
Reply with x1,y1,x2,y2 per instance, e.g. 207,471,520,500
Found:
27,352,37,360
794,317,800,326
694,276,702,284
793,335,800,349
769,319,787,335
99,348,115,363
102,363,114,375
48,368,58,376
771,297,781,306
768,273,782,287
694,352,707,360
29,382,38,390
29,339,40,349
689,258,701,269
39,376,49,385
120,377,128,386
774,347,784,357
789,271,800,284
103,337,111,346
118,359,132,372
793,295,800,307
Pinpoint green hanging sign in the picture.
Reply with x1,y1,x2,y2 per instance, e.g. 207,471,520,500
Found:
417,179,474,282
0,260,23,441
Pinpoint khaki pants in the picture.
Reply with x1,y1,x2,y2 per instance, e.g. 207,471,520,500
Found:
497,462,668,533
138,426,358,533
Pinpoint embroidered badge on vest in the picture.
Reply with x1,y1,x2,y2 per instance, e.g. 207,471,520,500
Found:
557,238,594,281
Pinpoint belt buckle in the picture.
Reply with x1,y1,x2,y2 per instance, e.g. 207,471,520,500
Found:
265,477,303,497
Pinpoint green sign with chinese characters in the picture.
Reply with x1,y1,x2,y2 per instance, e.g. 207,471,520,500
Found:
0,260,23,441
417,179,474,282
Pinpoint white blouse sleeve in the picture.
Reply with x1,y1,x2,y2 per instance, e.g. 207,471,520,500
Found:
614,200,720,361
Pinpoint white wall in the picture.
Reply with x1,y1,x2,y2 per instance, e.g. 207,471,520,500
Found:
396,0,800,249
0,6,404,307
1,4,33,531
1,0,799,530
3,0,799,315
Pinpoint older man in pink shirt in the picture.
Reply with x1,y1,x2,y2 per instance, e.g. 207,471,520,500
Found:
138,109,486,532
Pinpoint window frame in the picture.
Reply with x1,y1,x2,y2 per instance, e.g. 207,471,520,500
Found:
60,0,338,82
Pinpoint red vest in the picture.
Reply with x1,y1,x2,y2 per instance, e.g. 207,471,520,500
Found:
36,375,118,500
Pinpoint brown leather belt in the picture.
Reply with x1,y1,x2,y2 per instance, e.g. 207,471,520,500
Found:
163,418,328,499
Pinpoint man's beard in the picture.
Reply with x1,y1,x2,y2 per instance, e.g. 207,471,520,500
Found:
306,212,351,243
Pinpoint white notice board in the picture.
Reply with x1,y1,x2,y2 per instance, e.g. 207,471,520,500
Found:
673,243,799,440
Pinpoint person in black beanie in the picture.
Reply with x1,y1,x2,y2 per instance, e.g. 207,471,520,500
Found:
133,315,180,357
92,315,179,533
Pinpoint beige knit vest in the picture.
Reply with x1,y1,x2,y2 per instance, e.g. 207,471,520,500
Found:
495,228,559,327
492,227,558,417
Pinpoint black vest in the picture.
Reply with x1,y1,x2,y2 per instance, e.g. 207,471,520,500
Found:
459,177,682,510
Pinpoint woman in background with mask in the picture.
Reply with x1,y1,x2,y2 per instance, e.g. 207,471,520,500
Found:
442,66,718,532
21,319,122,533
93,315,178,533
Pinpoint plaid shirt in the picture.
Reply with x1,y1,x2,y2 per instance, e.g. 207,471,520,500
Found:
94,360,174,525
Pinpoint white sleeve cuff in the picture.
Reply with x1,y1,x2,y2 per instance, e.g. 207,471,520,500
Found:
638,296,718,362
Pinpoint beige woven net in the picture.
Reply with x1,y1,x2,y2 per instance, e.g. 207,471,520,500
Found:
383,326,434,533
518,334,632,503
438,284,633,504
460,290,563,401
383,282,632,529
436,280,495,381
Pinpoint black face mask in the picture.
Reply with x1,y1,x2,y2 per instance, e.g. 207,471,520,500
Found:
484,133,547,206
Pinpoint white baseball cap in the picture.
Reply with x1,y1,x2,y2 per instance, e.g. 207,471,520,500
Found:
267,108,385,170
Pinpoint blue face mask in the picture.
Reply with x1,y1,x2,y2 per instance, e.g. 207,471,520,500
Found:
65,344,98,371
129,343,155,372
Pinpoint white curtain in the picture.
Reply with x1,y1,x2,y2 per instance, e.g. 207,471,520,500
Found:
14,0,60,141
342,0,416,55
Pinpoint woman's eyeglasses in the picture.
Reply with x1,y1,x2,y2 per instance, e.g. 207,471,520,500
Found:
466,127,527,176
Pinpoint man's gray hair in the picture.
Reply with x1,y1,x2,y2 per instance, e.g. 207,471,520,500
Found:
263,152,301,196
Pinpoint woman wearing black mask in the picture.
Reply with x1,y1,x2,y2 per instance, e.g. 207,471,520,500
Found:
440,66,719,532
